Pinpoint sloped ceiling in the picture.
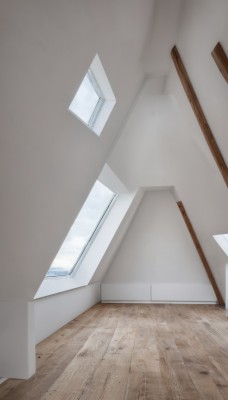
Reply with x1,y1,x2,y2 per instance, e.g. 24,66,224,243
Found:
108,0,228,296
0,0,156,301
0,0,227,301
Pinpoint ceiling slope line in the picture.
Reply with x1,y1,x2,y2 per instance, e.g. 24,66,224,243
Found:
171,45,228,188
176,201,224,307
212,42,228,84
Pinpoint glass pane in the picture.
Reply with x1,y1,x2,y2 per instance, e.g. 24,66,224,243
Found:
46,181,115,277
213,234,228,257
69,73,100,125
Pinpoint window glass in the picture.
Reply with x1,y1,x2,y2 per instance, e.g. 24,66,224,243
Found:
69,70,104,128
213,234,228,257
46,181,115,277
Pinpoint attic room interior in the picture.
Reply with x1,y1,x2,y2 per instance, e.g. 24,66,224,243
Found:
0,0,228,398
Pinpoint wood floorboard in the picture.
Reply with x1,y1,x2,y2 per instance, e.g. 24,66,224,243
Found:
0,304,228,400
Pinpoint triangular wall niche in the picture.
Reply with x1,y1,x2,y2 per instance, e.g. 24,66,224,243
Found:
102,189,216,303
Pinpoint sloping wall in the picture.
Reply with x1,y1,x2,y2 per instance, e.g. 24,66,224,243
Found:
0,0,156,378
1,0,227,379
164,0,228,296
0,0,155,303
108,0,228,300
34,283,100,344
102,190,216,303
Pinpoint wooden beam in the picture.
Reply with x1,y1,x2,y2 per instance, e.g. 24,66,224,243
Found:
177,201,224,306
171,46,228,188
212,42,228,83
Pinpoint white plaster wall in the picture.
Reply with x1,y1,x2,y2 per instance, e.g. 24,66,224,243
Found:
226,264,228,310
143,0,182,76
91,189,144,283
0,302,35,379
0,0,155,302
34,282,100,344
108,0,228,300
103,190,216,303
1,0,157,375
164,0,228,297
35,189,142,297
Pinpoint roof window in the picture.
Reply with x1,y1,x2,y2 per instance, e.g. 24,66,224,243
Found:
46,180,116,277
69,55,116,135
213,234,228,256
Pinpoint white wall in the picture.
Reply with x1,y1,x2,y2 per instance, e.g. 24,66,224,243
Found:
143,0,182,76
226,264,228,310
34,283,100,344
35,189,142,297
0,0,155,378
1,0,227,379
0,284,100,378
164,0,228,297
0,302,35,379
91,190,144,283
102,190,216,303
108,0,228,300
0,0,155,303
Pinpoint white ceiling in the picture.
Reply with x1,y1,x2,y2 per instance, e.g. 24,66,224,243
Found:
0,0,227,301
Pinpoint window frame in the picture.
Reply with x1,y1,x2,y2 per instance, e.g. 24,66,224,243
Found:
69,54,116,136
70,193,117,275
46,186,117,278
86,69,105,128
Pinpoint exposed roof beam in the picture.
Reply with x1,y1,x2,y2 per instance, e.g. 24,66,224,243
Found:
177,201,224,306
171,46,228,188
212,42,228,83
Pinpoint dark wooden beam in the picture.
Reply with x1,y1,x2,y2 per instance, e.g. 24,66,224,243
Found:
177,201,224,306
171,46,228,188
212,42,228,83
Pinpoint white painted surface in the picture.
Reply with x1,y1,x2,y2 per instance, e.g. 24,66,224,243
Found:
35,190,141,298
1,0,228,379
151,283,215,302
0,0,155,302
75,192,141,286
102,283,215,303
213,234,228,257
108,0,228,300
91,189,144,283
103,190,216,303
69,54,116,136
99,164,128,195
102,283,151,302
226,264,228,309
143,0,182,76
0,302,35,379
34,282,100,344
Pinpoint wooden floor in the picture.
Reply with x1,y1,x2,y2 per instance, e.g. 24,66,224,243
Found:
1,304,228,400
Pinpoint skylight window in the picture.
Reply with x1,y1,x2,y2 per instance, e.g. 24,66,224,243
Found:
69,54,116,136
213,234,228,256
69,69,104,128
46,181,116,277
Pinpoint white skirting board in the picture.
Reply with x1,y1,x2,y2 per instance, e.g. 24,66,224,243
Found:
101,283,217,303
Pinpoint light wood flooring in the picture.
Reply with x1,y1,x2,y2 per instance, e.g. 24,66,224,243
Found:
1,303,228,399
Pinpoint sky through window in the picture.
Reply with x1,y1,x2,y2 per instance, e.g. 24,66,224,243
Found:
69,70,104,128
46,181,115,277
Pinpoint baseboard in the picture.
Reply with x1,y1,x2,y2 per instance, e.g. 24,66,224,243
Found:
101,283,217,303
102,300,217,304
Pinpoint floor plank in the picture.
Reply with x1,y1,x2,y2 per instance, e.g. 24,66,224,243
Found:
0,304,228,400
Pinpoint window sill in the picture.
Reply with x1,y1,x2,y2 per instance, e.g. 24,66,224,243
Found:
34,275,87,299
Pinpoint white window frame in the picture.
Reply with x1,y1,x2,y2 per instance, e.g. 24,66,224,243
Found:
69,54,116,136
46,183,116,278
